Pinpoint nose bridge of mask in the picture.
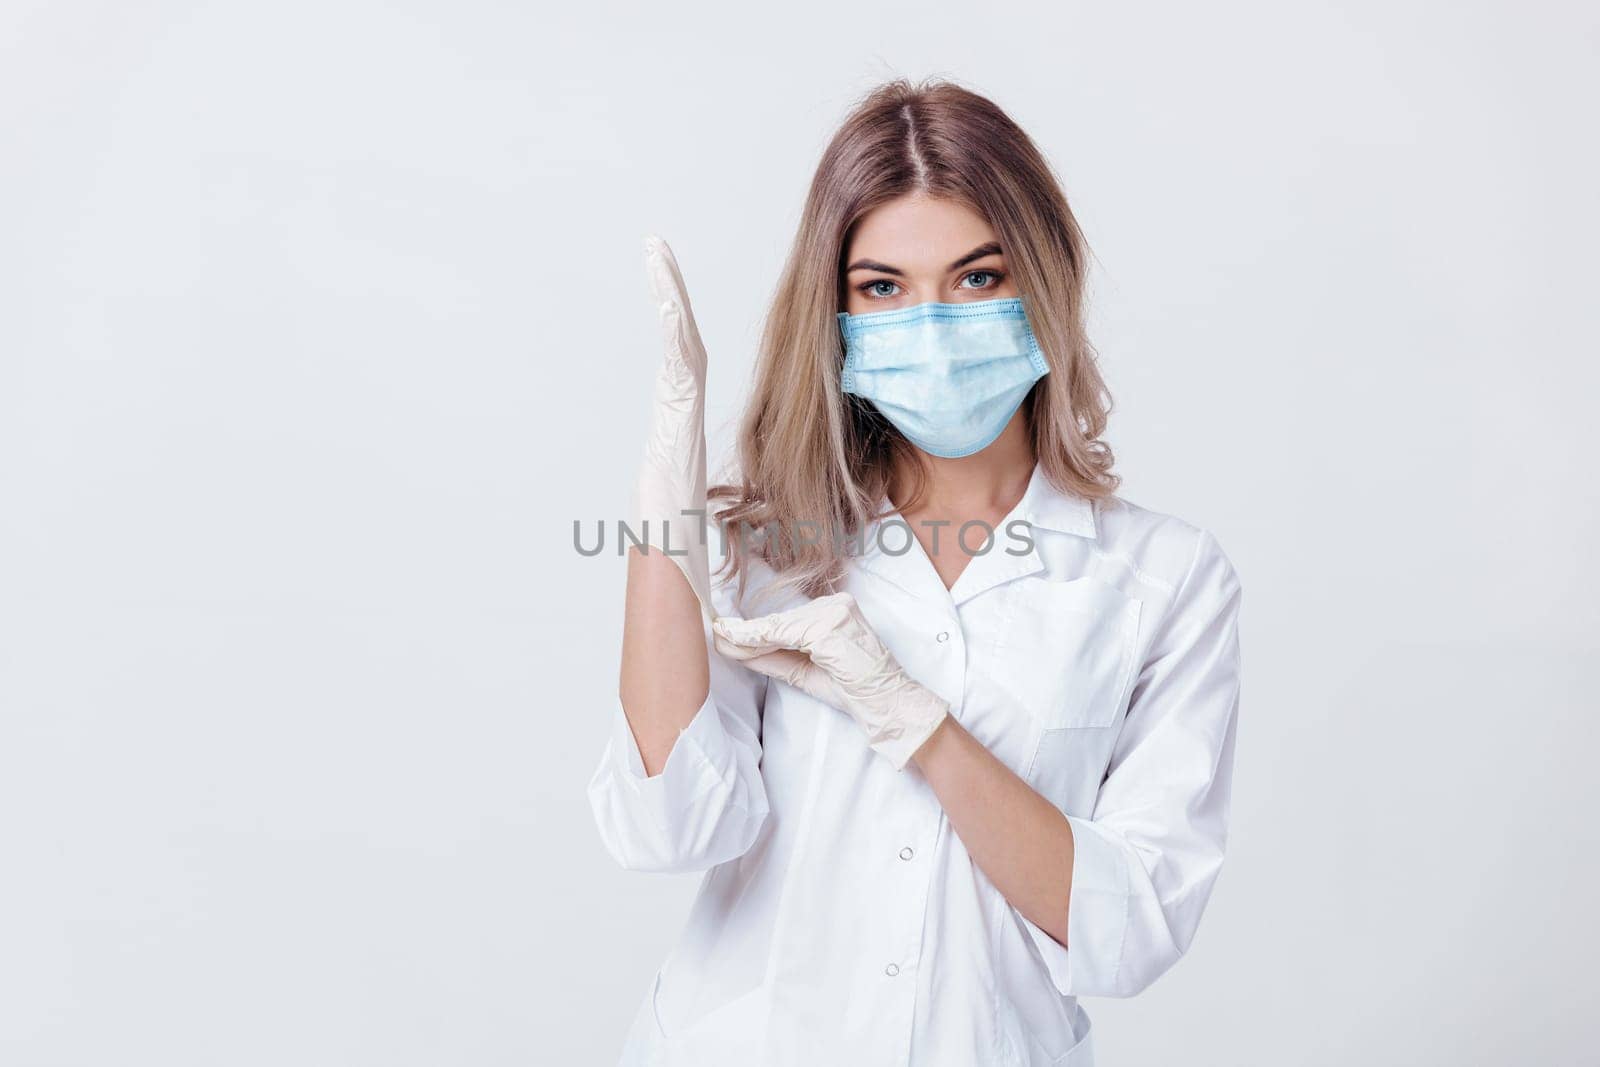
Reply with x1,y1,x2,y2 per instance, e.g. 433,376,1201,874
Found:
840,296,1025,338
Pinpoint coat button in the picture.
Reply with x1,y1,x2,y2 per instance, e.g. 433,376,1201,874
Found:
899,846,914,861
884,962,901,976
935,631,950,643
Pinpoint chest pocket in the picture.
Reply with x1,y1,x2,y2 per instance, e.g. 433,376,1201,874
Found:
992,576,1143,730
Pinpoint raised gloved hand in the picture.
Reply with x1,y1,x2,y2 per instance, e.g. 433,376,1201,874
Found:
711,592,951,770
633,234,716,623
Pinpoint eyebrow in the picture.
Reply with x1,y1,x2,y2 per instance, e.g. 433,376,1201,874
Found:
845,241,1004,277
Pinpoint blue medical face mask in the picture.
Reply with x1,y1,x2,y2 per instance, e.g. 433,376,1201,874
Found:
837,296,1050,459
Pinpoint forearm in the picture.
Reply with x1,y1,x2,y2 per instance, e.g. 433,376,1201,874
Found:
619,544,710,776
911,716,1075,947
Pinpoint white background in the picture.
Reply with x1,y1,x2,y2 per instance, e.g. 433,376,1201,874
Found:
3,2,1597,1064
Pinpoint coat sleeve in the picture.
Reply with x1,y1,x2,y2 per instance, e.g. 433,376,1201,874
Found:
1018,526,1244,996
585,566,770,875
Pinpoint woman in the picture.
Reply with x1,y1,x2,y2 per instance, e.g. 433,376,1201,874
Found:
587,78,1243,1067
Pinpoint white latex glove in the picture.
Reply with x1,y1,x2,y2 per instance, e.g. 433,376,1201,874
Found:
634,234,716,623
712,593,951,770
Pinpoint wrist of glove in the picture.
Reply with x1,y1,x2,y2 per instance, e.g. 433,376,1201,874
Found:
712,592,950,770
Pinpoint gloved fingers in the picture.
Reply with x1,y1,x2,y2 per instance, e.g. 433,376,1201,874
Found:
713,630,808,687
644,234,709,382
711,609,816,656
711,626,773,662
716,601,851,659
718,644,811,687
714,593,881,660
719,643,849,709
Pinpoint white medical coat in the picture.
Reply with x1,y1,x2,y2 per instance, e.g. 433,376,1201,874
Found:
587,462,1244,1066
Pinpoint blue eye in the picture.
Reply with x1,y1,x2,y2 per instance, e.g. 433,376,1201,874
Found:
961,270,1004,289
859,280,901,299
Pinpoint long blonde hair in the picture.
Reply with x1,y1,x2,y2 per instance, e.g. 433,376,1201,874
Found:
711,76,1120,604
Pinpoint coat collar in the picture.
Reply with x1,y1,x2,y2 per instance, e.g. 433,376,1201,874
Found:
851,461,1098,606
1010,460,1098,540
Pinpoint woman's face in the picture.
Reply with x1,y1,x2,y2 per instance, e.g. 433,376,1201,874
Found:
841,193,1018,315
